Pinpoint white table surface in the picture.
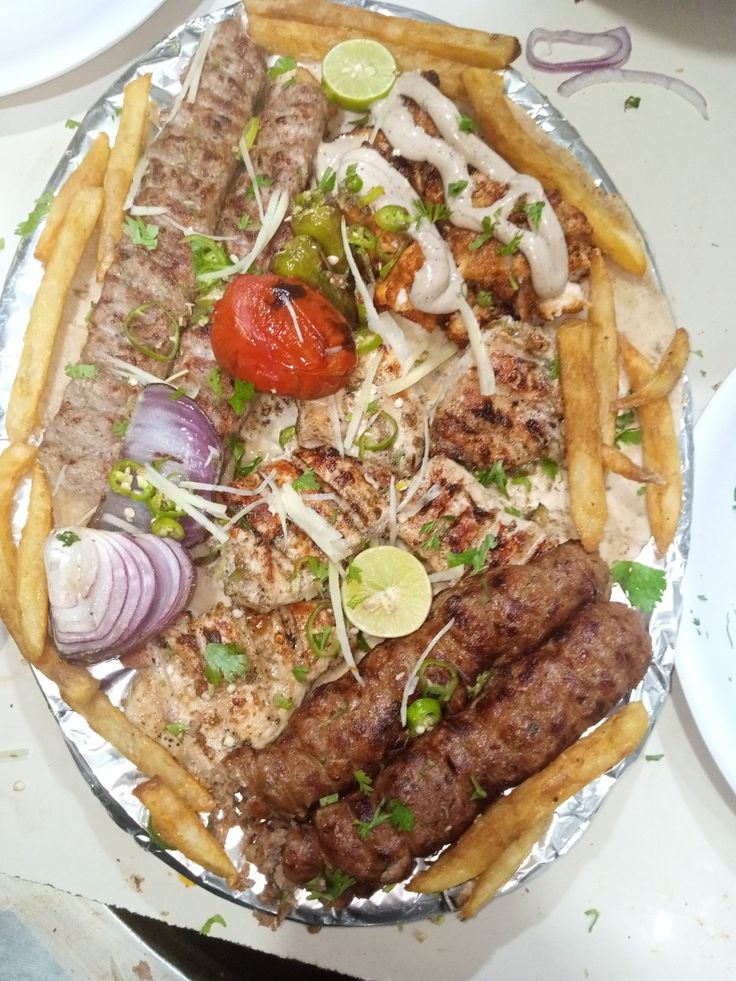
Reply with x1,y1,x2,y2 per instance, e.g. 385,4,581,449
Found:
1,1,735,978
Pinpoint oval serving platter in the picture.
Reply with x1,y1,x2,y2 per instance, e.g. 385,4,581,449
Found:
0,0,692,927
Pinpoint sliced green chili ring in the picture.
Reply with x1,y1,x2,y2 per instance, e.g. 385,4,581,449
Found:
358,411,399,459
151,515,186,540
146,489,185,520
419,658,459,703
407,697,442,738
354,328,382,355
108,459,153,501
306,601,339,658
374,205,410,232
279,424,297,449
343,167,364,194
123,302,181,362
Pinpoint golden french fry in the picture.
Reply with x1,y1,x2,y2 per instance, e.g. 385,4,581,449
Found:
134,777,237,885
601,445,665,486
246,0,520,68
97,73,152,280
588,250,619,447
248,15,468,100
614,328,690,412
458,817,550,920
619,335,682,554
6,186,103,442
16,463,52,663
0,443,37,643
35,133,110,263
558,320,607,550
461,69,647,276
410,702,648,894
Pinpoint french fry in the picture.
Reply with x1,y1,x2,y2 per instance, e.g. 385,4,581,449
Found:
247,15,467,100
134,778,238,885
458,817,550,920
0,443,36,643
614,328,690,412
410,702,648,894
245,0,520,69
461,69,647,276
6,186,103,442
16,463,52,663
601,445,665,486
97,73,152,280
558,320,607,550
588,250,619,447
35,133,110,263
619,335,682,554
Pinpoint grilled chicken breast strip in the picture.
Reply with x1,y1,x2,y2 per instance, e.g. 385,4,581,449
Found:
39,18,267,523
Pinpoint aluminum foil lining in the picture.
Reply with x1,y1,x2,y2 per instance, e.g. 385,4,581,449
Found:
0,0,693,928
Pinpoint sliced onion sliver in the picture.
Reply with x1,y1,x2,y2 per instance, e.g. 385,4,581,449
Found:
526,26,632,73
558,67,709,120
132,536,194,644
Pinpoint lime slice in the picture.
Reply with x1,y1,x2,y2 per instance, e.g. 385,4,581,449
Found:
342,545,432,638
321,39,397,111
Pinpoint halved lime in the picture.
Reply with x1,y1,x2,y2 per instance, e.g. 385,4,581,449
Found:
321,39,397,112
342,545,432,638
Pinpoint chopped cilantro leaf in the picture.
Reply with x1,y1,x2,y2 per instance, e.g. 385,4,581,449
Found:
227,436,262,479
458,114,477,134
203,642,248,686
646,753,664,762
346,560,362,584
504,505,522,517
318,167,337,194
548,358,560,380
610,560,666,614
245,174,274,199
199,914,226,936
165,722,187,737
624,95,641,110
476,289,494,308
447,534,497,573
208,366,223,398
65,118,80,129
467,669,493,699
124,216,159,250
274,694,293,711
305,556,329,582
319,793,339,807
306,868,355,904
354,769,373,795
189,234,232,284
497,231,524,256
293,665,309,683
540,458,559,480
56,530,80,547
447,179,468,198
469,775,487,800
65,363,97,379
522,200,545,230
292,468,320,492
268,55,297,79
112,419,129,438
412,198,452,226
511,472,532,492
474,460,508,497
469,213,498,251
16,192,53,237
420,515,456,551
387,799,414,832
229,378,255,415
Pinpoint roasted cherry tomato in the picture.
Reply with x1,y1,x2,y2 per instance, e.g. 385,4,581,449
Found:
211,274,357,400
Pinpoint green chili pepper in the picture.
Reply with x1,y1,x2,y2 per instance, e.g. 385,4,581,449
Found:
306,602,339,658
150,515,185,540
374,205,410,232
419,659,459,703
108,459,153,501
406,697,442,737
358,411,399,459
354,328,382,356
123,303,180,362
343,164,363,194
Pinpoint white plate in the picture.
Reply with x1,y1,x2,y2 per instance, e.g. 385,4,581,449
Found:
0,0,166,97
676,367,736,794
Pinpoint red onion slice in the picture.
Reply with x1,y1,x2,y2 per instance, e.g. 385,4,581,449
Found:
526,26,632,73
128,536,194,645
558,67,709,120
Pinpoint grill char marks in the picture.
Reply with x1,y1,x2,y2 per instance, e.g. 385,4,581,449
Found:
225,541,610,818
39,20,267,522
283,601,652,888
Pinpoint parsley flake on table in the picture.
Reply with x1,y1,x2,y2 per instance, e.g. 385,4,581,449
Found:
199,913,226,936
585,908,600,932
319,792,339,807
610,560,666,614
65,118,80,129
203,642,248,686
15,191,53,237
124,216,159,250
646,753,665,762
624,95,641,110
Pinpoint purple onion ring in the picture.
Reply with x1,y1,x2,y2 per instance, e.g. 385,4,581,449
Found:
526,26,632,73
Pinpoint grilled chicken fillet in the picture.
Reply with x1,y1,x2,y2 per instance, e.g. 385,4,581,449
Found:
226,541,610,818
282,601,651,888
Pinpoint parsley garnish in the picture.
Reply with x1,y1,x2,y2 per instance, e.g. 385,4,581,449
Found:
304,556,329,582
511,472,532,492
412,198,451,226
16,192,53,237
447,534,497,573
497,231,524,256
469,213,498,251
229,378,255,415
354,769,373,795
624,95,641,110
199,914,226,936
112,419,129,438
165,722,187,737
353,798,415,839
169,387,186,401
504,505,522,517
318,167,336,194
208,366,223,398
476,289,494,308
65,118,80,129
189,234,232,283
646,753,664,762
268,55,297,79
346,560,362,584
319,793,339,807
585,908,600,933
548,358,560,380
447,179,468,198
540,458,559,480
522,200,545,230
56,530,80,547
64,363,97,380
469,775,487,801
245,174,274,198
227,435,263,479
124,216,159,250
306,868,356,904
203,642,248,685
474,461,508,497
610,560,666,614
458,114,477,134
420,515,456,551
293,665,309,683
238,214,255,231
274,694,293,711
467,669,493,700
292,468,320,492
615,409,641,447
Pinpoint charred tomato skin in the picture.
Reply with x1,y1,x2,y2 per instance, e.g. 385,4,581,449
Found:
211,273,357,400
